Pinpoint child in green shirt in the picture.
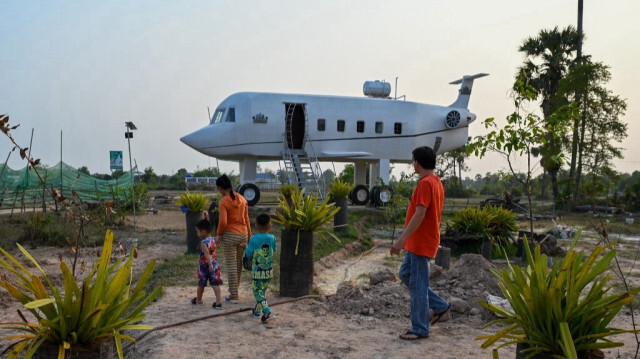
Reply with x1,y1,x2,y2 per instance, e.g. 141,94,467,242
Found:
245,213,277,323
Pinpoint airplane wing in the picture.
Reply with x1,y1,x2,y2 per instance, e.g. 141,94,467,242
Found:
320,151,373,158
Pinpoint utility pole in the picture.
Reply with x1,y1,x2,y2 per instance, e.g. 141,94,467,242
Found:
125,122,137,231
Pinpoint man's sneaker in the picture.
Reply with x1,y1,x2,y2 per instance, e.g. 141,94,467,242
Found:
224,296,239,304
252,310,261,317
212,303,223,310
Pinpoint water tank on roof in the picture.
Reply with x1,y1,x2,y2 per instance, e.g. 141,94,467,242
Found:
363,80,391,98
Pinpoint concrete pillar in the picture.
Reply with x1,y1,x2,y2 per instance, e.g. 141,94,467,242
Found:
239,157,257,184
369,163,379,187
354,162,367,186
379,159,390,185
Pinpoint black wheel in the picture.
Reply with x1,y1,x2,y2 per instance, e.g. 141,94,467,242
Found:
378,186,393,206
238,183,261,206
370,186,380,206
350,185,369,205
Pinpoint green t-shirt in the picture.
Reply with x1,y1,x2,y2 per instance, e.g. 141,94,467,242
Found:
245,233,277,280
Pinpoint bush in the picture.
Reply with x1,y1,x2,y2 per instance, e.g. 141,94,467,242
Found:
0,230,161,358
451,205,517,248
327,179,353,200
176,190,209,213
478,235,640,358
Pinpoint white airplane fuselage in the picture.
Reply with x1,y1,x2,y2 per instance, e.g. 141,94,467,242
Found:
181,74,487,205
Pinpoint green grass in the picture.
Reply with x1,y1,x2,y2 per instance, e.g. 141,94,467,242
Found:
146,253,199,294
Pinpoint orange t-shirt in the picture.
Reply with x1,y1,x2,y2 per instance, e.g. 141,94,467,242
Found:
216,193,251,237
403,174,445,258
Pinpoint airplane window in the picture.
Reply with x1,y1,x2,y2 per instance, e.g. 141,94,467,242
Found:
375,122,383,133
337,120,345,132
317,119,326,131
225,108,235,122
394,122,402,134
211,108,226,124
357,121,364,133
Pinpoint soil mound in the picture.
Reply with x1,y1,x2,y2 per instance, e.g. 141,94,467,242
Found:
327,254,502,320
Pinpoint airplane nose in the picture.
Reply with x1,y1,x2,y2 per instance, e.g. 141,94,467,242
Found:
180,128,207,150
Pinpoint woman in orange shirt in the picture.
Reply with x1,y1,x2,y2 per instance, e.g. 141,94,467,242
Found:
215,174,251,303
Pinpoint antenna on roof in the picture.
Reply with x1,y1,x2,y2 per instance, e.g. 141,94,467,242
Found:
207,106,211,121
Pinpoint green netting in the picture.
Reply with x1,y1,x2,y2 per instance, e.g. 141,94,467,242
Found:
0,162,136,209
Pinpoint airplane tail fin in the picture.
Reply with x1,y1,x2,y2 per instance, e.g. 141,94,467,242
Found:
449,73,489,109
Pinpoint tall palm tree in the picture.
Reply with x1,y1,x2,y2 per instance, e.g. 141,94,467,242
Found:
516,26,582,199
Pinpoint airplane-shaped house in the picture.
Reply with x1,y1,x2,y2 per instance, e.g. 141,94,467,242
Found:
181,73,488,206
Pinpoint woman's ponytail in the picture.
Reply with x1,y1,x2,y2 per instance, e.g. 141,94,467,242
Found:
216,174,235,199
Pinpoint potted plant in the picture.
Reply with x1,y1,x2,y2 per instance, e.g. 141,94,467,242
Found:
176,190,209,253
450,205,517,260
273,188,340,297
476,233,640,358
327,179,353,233
0,230,161,359
280,184,296,208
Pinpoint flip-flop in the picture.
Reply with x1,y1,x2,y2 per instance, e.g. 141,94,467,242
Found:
430,304,451,325
399,331,429,340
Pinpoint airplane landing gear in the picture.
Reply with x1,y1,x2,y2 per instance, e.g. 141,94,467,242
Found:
349,185,369,205
237,183,261,206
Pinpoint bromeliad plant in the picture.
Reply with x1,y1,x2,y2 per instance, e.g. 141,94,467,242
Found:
477,233,640,359
279,184,296,198
273,188,341,254
0,230,162,359
327,179,353,200
451,205,517,248
176,190,209,213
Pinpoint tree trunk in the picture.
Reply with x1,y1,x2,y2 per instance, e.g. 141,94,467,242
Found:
279,230,314,297
185,212,204,253
333,198,348,233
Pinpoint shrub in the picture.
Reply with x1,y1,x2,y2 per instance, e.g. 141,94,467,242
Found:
0,230,161,358
477,235,640,358
327,179,353,200
279,184,296,197
451,205,517,248
176,190,209,213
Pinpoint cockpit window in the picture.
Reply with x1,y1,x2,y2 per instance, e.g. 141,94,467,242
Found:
225,108,235,122
211,108,226,124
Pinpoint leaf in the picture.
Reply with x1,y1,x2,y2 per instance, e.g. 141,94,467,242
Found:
24,298,55,309
19,148,28,159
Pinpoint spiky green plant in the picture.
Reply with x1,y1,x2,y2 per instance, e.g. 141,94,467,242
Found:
451,205,516,247
476,232,640,358
0,230,161,359
327,179,353,200
279,184,296,197
176,190,209,213
272,188,340,254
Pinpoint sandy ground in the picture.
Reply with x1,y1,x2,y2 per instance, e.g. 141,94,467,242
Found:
2,210,640,358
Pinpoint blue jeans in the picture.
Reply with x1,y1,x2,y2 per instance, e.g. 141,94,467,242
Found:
399,251,449,336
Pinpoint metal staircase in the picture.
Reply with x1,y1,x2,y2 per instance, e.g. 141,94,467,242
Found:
282,104,326,199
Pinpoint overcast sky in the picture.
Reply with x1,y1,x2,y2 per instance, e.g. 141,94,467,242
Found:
1,0,638,179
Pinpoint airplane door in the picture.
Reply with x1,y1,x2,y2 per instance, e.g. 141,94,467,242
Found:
285,103,306,149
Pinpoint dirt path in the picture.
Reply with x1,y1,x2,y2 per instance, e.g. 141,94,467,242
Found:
3,210,640,358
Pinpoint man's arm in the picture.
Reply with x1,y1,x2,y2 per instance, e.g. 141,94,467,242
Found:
390,205,426,255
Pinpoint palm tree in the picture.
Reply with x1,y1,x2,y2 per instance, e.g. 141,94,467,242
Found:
516,26,581,199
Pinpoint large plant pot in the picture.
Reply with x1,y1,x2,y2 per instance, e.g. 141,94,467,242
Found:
34,341,113,359
280,230,314,297
481,240,493,260
333,198,348,233
186,212,204,253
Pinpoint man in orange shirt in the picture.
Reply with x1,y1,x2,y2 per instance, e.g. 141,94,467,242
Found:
391,146,451,340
